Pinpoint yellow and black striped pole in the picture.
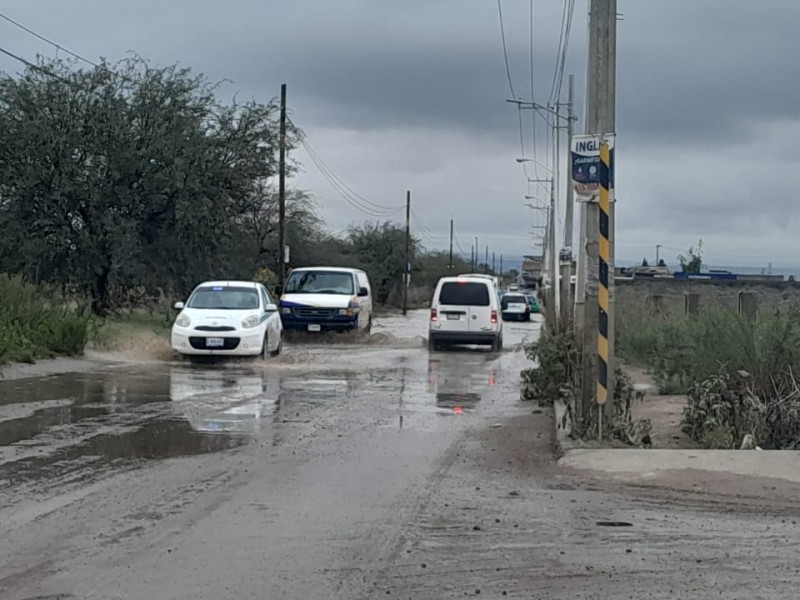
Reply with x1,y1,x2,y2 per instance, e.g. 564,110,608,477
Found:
597,141,611,407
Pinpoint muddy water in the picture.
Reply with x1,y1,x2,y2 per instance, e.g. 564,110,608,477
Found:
0,310,541,504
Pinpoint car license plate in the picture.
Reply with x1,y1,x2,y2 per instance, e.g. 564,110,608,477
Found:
307,324,322,332
206,337,224,348
446,314,461,320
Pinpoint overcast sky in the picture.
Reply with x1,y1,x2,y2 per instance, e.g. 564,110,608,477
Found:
2,1,799,269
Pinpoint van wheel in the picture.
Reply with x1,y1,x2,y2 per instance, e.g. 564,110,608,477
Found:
366,317,372,335
492,335,503,352
428,338,440,352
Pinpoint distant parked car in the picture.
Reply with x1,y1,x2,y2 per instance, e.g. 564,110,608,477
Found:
524,294,540,315
501,293,530,322
171,280,283,361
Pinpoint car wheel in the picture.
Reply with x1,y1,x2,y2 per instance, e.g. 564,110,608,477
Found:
270,335,282,357
261,333,270,360
366,317,373,335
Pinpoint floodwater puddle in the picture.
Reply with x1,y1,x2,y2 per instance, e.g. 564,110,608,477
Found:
0,365,282,489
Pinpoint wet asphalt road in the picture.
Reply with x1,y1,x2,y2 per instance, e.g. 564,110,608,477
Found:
3,311,800,599
0,311,539,599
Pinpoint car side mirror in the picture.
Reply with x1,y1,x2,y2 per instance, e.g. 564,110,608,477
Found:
174,302,185,310
358,287,369,297
265,303,278,312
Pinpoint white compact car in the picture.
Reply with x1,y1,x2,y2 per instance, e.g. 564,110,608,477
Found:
501,293,531,321
428,276,503,352
171,281,283,360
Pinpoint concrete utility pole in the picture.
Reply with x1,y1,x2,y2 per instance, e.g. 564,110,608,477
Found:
448,218,454,269
581,0,617,435
278,83,287,289
475,237,479,270
548,178,558,329
656,244,662,265
403,190,410,316
552,103,561,328
560,74,576,326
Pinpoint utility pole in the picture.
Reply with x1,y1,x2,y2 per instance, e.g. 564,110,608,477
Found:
278,83,287,289
470,245,475,270
582,0,617,437
560,74,576,326
484,246,489,274
448,218,454,269
548,178,558,330
500,254,504,278
552,102,561,329
475,237,479,270
403,191,411,316
492,251,496,275
656,244,662,265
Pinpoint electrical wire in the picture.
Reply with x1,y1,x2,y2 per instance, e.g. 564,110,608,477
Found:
0,11,99,69
300,135,402,213
0,46,70,83
497,0,516,98
296,128,405,218
0,11,137,84
301,139,403,219
548,0,575,105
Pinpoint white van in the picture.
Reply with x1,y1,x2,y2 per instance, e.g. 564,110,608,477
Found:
428,276,503,351
278,267,373,333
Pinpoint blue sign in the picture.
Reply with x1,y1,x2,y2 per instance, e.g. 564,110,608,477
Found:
571,135,615,199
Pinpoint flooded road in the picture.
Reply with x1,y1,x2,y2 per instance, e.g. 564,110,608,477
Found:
0,311,538,507
4,310,798,599
0,310,543,599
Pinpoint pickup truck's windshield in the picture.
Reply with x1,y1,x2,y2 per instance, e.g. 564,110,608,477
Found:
285,271,355,295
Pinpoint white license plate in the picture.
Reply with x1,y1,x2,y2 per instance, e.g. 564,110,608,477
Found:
307,324,322,332
206,337,224,347
446,314,461,320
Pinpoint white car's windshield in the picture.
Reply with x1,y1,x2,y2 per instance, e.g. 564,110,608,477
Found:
187,286,260,310
285,271,355,295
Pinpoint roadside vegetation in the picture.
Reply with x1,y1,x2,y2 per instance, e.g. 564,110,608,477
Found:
520,325,650,445
617,300,800,449
0,57,499,364
0,275,89,364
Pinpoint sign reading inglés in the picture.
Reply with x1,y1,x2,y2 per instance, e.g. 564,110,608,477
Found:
570,134,615,201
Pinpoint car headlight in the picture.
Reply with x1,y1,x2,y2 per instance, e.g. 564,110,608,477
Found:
241,315,261,329
175,314,191,328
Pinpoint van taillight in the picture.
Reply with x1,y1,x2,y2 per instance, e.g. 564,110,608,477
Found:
490,310,498,324
431,308,438,322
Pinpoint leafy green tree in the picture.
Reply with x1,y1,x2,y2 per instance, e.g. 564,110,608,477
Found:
0,57,293,313
678,239,704,274
346,222,418,303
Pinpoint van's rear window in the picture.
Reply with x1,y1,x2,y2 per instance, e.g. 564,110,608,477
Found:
439,282,490,306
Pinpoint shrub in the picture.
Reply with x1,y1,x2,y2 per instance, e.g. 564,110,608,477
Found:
0,274,90,364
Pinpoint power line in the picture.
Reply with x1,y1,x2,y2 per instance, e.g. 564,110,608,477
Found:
301,139,403,219
0,11,98,69
296,128,405,219
497,0,516,98
0,11,136,85
0,46,70,83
